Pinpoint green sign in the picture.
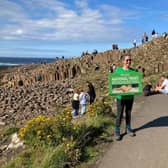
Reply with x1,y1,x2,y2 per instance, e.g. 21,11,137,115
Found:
109,72,142,96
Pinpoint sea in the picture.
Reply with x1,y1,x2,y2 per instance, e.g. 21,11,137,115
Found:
0,57,56,66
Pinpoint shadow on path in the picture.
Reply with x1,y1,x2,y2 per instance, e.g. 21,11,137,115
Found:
134,116,168,132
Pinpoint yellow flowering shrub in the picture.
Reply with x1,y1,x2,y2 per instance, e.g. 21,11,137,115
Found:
62,139,81,166
18,106,73,145
55,106,73,137
18,115,59,145
86,101,107,117
56,106,72,123
72,122,87,140
7,102,115,168
43,140,81,168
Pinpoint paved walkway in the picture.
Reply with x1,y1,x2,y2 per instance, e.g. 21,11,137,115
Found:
96,94,168,168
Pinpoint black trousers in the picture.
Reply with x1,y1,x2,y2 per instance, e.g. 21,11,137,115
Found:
116,98,134,129
90,97,95,104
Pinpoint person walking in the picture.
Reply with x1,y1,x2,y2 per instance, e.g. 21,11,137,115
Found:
71,88,80,118
114,55,136,141
86,81,96,104
79,89,88,116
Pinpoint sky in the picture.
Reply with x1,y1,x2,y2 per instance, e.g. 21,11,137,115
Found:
0,0,168,58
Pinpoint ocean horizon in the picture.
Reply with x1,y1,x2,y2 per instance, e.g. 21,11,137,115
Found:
0,57,56,66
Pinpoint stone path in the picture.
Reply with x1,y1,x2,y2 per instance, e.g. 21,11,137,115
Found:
96,94,168,168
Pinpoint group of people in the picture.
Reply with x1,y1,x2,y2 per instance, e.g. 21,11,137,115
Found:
141,32,149,44
81,49,98,57
112,44,119,50
71,81,96,118
133,29,161,47
72,53,168,141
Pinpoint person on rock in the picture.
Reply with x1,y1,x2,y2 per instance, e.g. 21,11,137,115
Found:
155,75,168,94
86,81,96,104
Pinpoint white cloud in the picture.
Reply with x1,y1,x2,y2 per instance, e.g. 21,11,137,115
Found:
15,29,24,35
0,0,140,42
75,0,88,9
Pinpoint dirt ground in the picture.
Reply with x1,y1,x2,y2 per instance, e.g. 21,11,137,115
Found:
95,94,168,168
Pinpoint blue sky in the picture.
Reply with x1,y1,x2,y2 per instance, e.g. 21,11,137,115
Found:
0,0,168,58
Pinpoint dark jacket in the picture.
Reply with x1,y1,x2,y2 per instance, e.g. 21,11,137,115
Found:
88,85,96,99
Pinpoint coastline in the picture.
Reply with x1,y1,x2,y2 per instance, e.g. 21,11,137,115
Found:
0,65,20,74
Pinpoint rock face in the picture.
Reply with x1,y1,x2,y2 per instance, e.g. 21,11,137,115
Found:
0,132,24,166
1,36,168,90
7,133,24,150
0,60,82,88
0,80,74,127
0,36,168,127
0,35,168,167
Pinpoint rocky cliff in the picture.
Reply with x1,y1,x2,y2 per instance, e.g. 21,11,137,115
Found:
0,35,168,127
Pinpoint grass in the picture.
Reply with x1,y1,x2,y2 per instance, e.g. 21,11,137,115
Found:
2,100,116,168
3,71,158,168
1,54,165,168
0,126,19,145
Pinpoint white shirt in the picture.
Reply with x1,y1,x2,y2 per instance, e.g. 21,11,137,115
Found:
73,93,79,101
79,92,88,104
162,79,168,92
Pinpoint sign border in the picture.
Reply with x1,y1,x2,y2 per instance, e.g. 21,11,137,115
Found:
109,72,142,96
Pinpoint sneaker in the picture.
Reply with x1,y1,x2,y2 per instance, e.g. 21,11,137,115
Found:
115,132,121,141
126,129,136,137
80,112,85,116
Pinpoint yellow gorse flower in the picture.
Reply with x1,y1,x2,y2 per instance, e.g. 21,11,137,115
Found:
18,115,57,141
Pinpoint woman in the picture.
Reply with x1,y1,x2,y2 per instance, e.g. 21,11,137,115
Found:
86,81,96,104
114,55,136,141
71,88,80,118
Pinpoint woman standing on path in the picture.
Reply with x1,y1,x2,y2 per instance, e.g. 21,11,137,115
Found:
115,55,136,141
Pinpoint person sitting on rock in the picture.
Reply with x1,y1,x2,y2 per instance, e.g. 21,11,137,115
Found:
155,75,168,94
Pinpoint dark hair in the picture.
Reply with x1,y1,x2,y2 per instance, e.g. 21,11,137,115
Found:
161,74,166,78
86,81,93,88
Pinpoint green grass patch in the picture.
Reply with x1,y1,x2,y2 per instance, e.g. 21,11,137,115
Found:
3,127,19,136
3,101,116,168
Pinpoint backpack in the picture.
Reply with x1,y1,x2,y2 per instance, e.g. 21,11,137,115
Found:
143,84,152,96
